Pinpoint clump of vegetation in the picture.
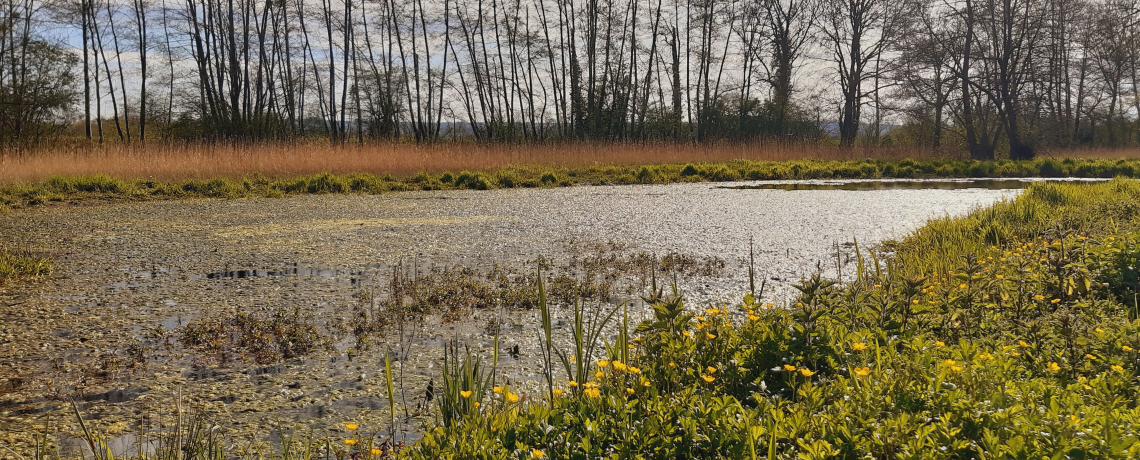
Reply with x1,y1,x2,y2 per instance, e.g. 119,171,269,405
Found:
0,248,52,286
179,307,329,365
5,158,1140,210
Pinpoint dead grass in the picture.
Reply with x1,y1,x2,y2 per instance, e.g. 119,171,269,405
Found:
0,141,970,183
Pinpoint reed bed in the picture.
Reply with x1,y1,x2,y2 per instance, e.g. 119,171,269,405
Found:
3,141,1136,184
0,142,953,183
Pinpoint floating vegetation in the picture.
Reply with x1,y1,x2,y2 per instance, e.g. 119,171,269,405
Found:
179,307,330,365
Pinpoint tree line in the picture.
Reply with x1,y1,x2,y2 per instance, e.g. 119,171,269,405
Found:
2,0,1139,159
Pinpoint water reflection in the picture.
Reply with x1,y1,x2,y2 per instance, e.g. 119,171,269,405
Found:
723,178,1107,191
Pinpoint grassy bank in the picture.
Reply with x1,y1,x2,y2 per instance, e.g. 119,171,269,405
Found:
20,179,1140,459
4,157,1140,211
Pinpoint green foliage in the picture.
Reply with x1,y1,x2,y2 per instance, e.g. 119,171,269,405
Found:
0,248,52,285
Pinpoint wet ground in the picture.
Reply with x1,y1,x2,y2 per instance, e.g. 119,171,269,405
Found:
0,179,1027,452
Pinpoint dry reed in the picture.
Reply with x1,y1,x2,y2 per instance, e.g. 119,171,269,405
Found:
0,142,966,183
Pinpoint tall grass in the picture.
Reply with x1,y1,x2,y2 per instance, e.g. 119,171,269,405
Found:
0,142,960,183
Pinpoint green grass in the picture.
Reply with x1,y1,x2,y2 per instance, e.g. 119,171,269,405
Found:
4,158,1140,211
0,249,52,286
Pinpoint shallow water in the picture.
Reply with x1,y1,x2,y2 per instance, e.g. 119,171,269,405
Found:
0,179,1024,449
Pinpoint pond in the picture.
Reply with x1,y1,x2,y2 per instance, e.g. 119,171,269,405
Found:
0,179,1043,448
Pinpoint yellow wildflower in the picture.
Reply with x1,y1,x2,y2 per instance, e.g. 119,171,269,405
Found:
474,402,480,408
1124,346,1134,352
344,439,358,446
370,448,383,456
959,283,968,289
553,389,563,396
460,390,472,398
852,342,868,351
1034,294,1045,300
1051,298,1061,304
584,388,601,398
1096,328,1105,334
783,364,797,372
853,367,871,377
1018,340,1030,348
977,352,994,361
748,314,760,321
706,332,717,339
935,341,945,347
626,388,635,394
595,371,605,379
950,364,964,372
345,422,359,431
798,368,815,377
629,366,641,374
568,380,578,387
1048,362,1061,372
1111,364,1124,373
1086,354,1097,360
612,361,627,371
707,366,717,374
532,449,545,459
995,274,1004,279
506,392,520,403
597,360,610,368
701,375,716,383
493,386,503,394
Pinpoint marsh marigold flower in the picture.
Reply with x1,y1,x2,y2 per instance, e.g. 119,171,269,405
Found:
506,392,520,403
345,422,359,431
783,364,797,372
853,367,871,377
707,366,717,374
344,439,358,446
597,360,610,368
706,332,717,339
1086,354,1097,360
701,375,715,383
629,366,641,374
584,388,601,398
798,368,815,377
532,449,545,458
595,371,605,379
1124,346,1135,352
1018,340,1030,348
626,388,635,394
1034,294,1045,300
935,341,945,347
568,380,578,387
852,342,867,351
370,448,382,456
1111,364,1124,373
1048,362,1061,372
612,361,627,371
460,390,472,398
553,389,563,396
